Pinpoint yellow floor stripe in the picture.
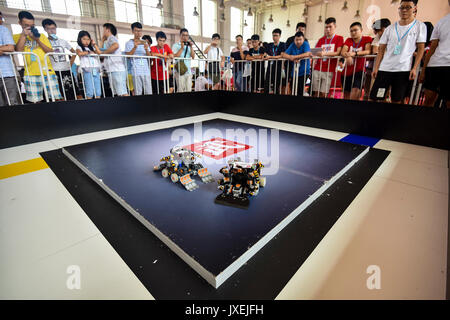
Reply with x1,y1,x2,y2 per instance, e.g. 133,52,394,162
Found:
0,157,49,180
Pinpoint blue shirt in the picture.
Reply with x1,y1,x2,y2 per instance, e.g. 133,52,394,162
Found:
0,25,15,78
172,42,192,74
125,39,150,76
285,41,311,76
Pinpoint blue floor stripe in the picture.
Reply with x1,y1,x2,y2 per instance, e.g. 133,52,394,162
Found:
340,134,380,147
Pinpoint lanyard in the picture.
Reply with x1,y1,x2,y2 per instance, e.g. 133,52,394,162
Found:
157,46,165,55
272,44,278,56
325,34,335,46
352,38,362,51
395,20,417,43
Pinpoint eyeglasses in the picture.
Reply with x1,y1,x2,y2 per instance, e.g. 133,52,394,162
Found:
398,5,414,11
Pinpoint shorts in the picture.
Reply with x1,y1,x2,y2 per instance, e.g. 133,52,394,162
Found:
211,73,221,85
0,77,21,106
55,70,76,100
423,66,450,100
133,75,152,95
312,70,334,93
341,72,364,92
24,74,62,103
370,71,410,102
127,73,134,91
109,71,128,96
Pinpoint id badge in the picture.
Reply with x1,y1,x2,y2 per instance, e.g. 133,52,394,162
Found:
376,88,386,98
139,58,145,66
92,69,98,76
394,44,402,55
30,54,37,62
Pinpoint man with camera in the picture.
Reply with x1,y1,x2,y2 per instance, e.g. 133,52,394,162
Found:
172,28,195,92
125,22,152,96
13,11,62,103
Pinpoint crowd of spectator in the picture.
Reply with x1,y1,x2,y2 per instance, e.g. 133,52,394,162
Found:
0,0,448,107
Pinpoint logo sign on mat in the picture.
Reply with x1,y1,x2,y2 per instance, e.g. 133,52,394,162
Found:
184,137,252,160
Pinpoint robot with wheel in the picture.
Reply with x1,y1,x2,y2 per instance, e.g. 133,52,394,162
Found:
153,146,214,191
215,158,266,208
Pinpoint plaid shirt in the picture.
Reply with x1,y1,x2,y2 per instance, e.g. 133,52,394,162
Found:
125,40,150,76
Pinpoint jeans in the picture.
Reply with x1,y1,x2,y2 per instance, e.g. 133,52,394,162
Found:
233,70,247,92
83,70,102,98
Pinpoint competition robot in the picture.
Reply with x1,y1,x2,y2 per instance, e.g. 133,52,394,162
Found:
215,158,266,208
153,146,214,191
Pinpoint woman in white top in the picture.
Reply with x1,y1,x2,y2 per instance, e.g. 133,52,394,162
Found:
76,31,102,99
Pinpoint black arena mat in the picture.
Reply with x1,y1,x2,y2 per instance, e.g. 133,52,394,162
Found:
60,119,368,288
40,123,390,299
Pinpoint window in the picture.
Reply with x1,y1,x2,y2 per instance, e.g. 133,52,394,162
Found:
49,0,81,16
230,7,243,39
117,33,133,53
6,0,43,11
243,15,254,41
114,0,138,23
201,0,217,37
142,0,163,27
184,0,200,36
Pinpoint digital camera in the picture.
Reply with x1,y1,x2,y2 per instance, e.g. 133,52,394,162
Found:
30,26,40,38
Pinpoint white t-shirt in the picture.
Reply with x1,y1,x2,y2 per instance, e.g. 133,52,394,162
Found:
195,75,210,91
428,13,450,67
371,34,381,47
103,35,126,72
379,19,427,72
207,46,223,61
48,36,73,71
76,45,101,70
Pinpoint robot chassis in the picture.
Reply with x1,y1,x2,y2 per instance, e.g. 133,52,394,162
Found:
215,158,266,208
153,146,215,191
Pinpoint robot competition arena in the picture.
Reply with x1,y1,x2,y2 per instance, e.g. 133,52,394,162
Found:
60,118,370,290
1,90,447,300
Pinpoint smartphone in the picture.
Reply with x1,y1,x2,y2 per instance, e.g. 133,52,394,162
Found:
310,48,322,56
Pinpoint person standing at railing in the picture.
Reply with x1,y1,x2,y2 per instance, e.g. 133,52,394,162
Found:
312,17,344,98
244,34,267,93
340,22,373,101
281,31,311,97
370,0,426,104
286,22,308,50
76,31,102,99
419,11,450,108
285,22,308,95
42,19,77,101
363,18,392,100
0,14,21,106
172,28,195,92
125,22,152,96
100,23,128,97
204,33,225,88
230,35,248,92
150,31,173,94
13,11,62,103
264,28,286,95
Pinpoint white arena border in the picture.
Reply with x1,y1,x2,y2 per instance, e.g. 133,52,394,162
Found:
62,119,368,288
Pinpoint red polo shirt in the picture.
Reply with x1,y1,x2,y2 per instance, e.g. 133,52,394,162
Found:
150,44,173,80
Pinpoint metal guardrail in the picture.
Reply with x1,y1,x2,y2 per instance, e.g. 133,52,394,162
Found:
1,52,428,106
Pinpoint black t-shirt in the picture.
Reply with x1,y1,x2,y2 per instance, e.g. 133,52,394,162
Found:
230,49,245,71
245,46,266,57
266,42,286,56
244,47,266,76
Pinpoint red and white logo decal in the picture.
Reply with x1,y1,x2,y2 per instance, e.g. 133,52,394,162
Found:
184,137,252,160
